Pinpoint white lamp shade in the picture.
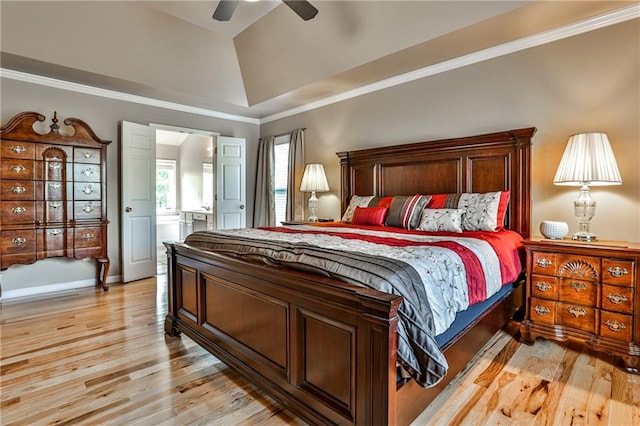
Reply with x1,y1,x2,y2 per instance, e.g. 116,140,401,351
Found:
300,163,329,192
553,132,622,186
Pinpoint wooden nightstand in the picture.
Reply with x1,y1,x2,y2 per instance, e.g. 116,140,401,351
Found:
520,237,640,373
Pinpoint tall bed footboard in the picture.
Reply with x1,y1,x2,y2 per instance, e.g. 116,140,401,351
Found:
164,241,403,425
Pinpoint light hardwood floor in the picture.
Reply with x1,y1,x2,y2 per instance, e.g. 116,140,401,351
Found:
1,276,639,425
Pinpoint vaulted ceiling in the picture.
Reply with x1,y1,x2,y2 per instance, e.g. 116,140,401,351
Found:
1,1,634,121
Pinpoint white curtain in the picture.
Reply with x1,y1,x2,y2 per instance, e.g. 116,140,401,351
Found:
253,136,276,227
286,129,305,221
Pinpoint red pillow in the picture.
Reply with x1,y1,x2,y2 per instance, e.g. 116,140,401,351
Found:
352,206,388,226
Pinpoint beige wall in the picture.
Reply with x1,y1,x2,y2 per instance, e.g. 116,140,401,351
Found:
1,17,638,295
0,79,259,293
261,19,640,243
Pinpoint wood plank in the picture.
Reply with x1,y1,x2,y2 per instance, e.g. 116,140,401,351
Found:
1,277,639,425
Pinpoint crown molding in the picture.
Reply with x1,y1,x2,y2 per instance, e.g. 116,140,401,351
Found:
0,68,260,125
1,4,637,126
260,3,640,123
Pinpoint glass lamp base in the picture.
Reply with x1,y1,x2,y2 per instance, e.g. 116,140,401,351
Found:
572,231,596,242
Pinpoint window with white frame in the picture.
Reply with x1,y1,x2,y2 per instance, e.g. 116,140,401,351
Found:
274,135,290,224
156,159,177,213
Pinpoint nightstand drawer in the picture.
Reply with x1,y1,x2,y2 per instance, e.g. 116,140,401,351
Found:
600,312,633,342
602,258,635,287
557,254,600,281
532,252,557,275
557,302,596,334
558,278,597,306
601,284,634,314
529,298,555,325
530,275,559,299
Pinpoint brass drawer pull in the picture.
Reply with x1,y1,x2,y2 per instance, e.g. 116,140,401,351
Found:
535,282,552,292
82,151,94,159
607,266,629,278
10,165,26,173
48,162,61,170
49,183,61,189
81,233,95,241
82,185,94,194
606,293,628,304
534,305,550,316
82,204,94,213
11,186,26,194
10,145,26,154
48,229,62,236
568,282,588,292
568,306,586,318
604,319,626,332
536,258,552,268
49,201,62,208
11,237,26,245
81,167,96,176
11,206,26,214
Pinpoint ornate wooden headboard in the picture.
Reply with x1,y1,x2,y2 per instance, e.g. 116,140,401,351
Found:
336,127,536,238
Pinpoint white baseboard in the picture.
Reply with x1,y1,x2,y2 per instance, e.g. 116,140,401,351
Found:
0,275,122,300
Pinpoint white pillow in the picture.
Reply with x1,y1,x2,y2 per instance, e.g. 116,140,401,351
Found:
418,208,464,233
458,192,501,231
341,195,375,223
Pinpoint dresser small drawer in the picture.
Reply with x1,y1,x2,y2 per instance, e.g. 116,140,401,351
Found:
1,159,35,180
74,147,101,164
601,284,634,314
39,200,69,222
557,254,601,281
74,163,101,182
1,201,36,224
1,229,36,254
531,275,559,299
37,228,67,251
556,302,597,333
532,252,558,275
74,227,102,249
74,201,101,219
1,142,35,159
1,180,35,200
558,278,597,306
602,258,635,287
529,298,555,325
73,182,101,200
600,312,633,342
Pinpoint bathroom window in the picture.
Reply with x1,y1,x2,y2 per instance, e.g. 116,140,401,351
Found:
156,159,177,213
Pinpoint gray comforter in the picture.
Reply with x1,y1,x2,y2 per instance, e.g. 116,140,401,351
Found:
184,229,448,387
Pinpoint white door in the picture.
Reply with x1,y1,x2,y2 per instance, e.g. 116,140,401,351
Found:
216,136,246,229
121,121,156,282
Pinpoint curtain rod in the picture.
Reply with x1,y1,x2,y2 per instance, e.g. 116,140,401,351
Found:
272,127,306,139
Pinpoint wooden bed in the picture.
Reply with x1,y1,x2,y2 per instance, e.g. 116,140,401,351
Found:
164,127,536,425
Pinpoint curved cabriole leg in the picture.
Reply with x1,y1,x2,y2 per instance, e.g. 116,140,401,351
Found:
97,257,110,291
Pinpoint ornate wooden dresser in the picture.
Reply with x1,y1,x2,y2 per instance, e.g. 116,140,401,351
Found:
520,237,640,372
0,112,111,290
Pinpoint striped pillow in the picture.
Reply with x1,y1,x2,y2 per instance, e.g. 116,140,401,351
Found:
384,194,431,230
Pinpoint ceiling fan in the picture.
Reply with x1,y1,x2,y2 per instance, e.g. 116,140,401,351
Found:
213,0,318,22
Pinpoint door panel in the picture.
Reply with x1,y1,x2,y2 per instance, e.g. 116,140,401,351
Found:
121,121,156,282
216,136,246,229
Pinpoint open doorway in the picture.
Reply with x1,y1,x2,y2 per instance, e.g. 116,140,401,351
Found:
154,127,215,275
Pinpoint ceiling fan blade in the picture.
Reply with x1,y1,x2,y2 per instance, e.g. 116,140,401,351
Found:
282,1,318,21
212,0,239,22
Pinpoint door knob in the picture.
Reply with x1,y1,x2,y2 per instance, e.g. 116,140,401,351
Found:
239,205,245,209
125,207,132,212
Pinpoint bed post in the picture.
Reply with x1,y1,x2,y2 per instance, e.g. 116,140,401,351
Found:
163,242,181,337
